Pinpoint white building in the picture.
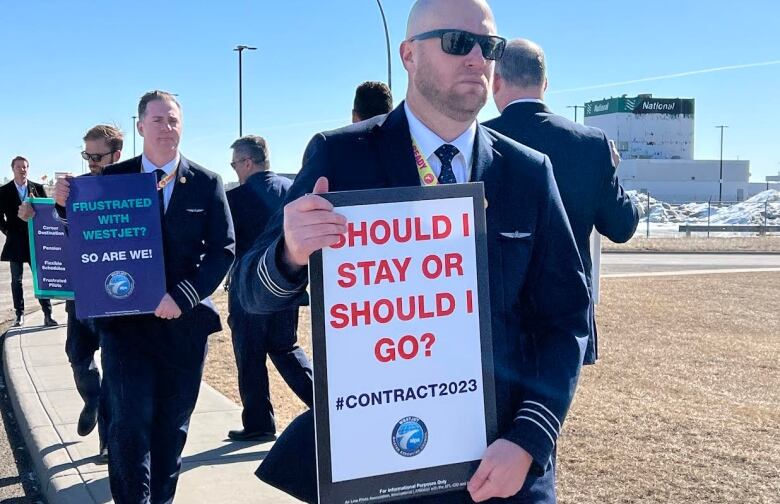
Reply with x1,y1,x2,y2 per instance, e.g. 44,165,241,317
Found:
584,94,762,203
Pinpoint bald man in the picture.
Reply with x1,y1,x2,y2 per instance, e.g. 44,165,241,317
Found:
486,39,638,365
234,1,589,503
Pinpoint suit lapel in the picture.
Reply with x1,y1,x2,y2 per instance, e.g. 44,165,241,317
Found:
165,156,192,220
471,124,502,206
372,103,422,188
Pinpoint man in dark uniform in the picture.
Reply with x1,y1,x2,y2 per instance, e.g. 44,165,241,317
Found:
352,81,393,123
19,125,124,462
233,1,590,502
486,39,639,365
225,135,312,442
0,156,57,327
55,91,234,503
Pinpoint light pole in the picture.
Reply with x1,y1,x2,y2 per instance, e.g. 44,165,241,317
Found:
234,45,257,137
567,105,584,123
131,115,137,156
716,125,728,202
375,0,392,91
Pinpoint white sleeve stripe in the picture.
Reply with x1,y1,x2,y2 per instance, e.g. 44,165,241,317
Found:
523,400,561,430
260,249,301,295
256,250,296,298
257,249,300,297
515,416,556,447
177,283,197,307
515,408,558,437
181,280,200,303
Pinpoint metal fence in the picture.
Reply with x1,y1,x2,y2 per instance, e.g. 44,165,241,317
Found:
628,191,780,238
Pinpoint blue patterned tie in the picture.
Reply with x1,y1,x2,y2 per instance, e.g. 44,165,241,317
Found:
434,144,459,184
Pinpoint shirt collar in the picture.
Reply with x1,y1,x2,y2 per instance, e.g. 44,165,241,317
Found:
404,102,476,166
141,152,180,175
14,181,27,190
506,98,545,108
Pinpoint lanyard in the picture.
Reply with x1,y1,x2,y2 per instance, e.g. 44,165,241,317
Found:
411,137,438,186
157,170,176,191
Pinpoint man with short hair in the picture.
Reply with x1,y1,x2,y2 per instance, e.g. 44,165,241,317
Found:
65,125,123,461
352,80,393,123
0,156,56,327
55,91,235,503
234,1,589,502
225,135,313,442
486,39,639,365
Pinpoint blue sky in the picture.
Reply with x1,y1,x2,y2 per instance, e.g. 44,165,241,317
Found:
1,0,778,184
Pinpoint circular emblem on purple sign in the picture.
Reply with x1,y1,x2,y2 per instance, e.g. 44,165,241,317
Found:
105,270,135,299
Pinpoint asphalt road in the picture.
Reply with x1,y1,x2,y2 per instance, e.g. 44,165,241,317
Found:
601,252,780,275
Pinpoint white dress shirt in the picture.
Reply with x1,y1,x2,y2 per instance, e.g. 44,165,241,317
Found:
142,153,180,212
404,102,476,184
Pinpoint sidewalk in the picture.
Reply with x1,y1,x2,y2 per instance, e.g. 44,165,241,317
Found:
3,302,300,503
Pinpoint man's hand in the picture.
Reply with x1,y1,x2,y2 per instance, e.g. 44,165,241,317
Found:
467,439,533,502
17,202,35,222
154,293,182,319
608,139,621,168
54,175,73,207
282,177,346,270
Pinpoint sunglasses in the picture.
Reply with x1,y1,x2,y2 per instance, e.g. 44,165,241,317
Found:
81,150,116,162
230,158,250,169
408,29,506,60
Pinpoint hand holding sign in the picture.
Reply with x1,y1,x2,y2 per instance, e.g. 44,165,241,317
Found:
18,200,34,222
54,174,73,207
282,177,347,269
154,293,182,319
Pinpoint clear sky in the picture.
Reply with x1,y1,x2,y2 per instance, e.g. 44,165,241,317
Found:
1,0,778,184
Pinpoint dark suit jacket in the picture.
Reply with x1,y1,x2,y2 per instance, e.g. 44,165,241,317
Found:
226,171,290,259
234,104,590,471
0,180,47,262
485,102,639,364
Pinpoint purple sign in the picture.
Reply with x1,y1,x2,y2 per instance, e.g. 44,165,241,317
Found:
67,173,166,318
27,198,73,299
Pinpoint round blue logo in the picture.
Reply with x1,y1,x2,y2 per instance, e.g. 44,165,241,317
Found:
105,271,135,299
391,416,428,457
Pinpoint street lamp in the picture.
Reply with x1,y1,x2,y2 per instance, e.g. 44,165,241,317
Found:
567,105,584,123
716,125,728,202
375,0,392,91
131,115,137,156
234,45,257,137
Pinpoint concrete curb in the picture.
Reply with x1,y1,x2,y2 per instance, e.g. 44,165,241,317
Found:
2,303,301,503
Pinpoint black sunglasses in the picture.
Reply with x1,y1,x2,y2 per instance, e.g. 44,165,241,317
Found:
408,29,506,60
81,150,116,162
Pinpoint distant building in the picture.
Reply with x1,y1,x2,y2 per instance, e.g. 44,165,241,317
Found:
584,94,762,203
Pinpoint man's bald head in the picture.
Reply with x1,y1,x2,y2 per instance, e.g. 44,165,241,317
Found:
406,0,497,39
495,39,547,89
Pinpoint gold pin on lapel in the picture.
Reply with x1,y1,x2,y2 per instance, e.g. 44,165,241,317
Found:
180,176,187,184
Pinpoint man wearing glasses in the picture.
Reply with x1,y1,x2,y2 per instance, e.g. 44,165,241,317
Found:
234,1,589,503
225,135,313,443
0,156,57,327
19,125,124,462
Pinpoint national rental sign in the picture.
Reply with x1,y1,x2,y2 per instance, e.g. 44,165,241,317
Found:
584,95,695,117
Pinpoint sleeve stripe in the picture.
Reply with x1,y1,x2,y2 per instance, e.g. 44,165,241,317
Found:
523,400,562,430
515,408,559,438
257,249,299,298
181,279,200,304
177,283,197,307
515,416,556,447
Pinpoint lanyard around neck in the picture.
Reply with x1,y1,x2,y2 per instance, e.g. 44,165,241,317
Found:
411,137,438,186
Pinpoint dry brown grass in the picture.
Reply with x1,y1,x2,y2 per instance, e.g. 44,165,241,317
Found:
204,272,780,503
603,236,780,253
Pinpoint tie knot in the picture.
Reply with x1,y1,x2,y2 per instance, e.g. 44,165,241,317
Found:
154,169,166,183
434,144,459,166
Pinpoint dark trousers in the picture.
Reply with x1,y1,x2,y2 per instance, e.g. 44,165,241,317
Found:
228,296,313,434
65,300,107,448
10,261,51,315
257,410,557,504
101,316,205,504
